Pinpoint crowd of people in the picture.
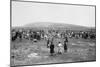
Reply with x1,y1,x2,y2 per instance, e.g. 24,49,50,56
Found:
11,28,96,56
11,29,95,42
47,36,68,56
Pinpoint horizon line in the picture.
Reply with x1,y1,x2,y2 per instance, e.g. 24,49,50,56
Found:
12,22,95,28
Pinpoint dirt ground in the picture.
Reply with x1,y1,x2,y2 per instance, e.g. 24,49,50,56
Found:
10,38,96,66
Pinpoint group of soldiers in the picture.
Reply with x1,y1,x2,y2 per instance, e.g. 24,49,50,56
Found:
11,29,96,42
11,28,96,56
67,31,96,39
48,36,68,56
45,30,96,56
11,29,43,42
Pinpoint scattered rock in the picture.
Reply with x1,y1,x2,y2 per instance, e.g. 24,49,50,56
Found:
88,43,95,46
71,43,77,45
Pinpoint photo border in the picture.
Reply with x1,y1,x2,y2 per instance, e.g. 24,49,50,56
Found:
10,0,96,67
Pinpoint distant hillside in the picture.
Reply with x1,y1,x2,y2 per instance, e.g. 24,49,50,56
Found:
23,22,95,31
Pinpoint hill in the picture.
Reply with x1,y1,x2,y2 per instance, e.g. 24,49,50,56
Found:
22,22,95,31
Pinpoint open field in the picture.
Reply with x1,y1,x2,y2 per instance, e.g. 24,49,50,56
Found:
11,2,96,66
11,38,96,66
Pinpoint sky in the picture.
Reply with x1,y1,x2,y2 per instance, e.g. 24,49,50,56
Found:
12,1,95,27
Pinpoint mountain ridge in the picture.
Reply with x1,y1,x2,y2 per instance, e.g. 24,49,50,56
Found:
12,22,95,31
22,22,95,30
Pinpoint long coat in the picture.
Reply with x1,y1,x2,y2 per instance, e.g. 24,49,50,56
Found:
50,44,54,54
64,42,67,51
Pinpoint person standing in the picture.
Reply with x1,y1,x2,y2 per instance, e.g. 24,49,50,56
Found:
57,42,63,54
50,41,55,56
65,36,68,42
64,41,68,52
47,39,50,48
64,37,68,52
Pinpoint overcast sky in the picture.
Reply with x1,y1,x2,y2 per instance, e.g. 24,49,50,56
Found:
12,1,95,27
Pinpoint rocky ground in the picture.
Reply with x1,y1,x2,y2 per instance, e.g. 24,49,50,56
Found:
10,38,96,66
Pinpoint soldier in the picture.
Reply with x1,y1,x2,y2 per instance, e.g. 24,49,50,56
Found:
64,41,68,52
57,42,63,54
47,39,50,48
12,30,17,41
63,36,68,52
50,41,55,56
